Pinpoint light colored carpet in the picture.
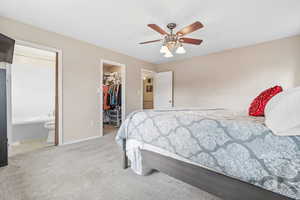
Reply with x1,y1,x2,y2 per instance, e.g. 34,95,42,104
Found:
0,132,221,200
8,139,54,157
103,124,118,136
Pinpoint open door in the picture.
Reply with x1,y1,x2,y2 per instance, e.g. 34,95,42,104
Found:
154,71,173,109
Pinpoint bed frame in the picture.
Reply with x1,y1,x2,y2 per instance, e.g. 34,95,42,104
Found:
122,139,294,200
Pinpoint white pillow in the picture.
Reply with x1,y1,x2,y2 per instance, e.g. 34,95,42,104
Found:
265,87,300,116
265,87,300,136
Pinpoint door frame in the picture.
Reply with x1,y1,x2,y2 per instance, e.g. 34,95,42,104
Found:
140,69,156,109
100,59,126,136
7,40,64,146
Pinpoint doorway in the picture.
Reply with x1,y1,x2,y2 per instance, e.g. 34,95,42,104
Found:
141,69,155,109
100,60,125,136
141,70,174,109
7,42,62,156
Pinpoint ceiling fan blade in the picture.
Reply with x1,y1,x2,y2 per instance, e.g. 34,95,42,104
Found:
139,39,162,44
148,24,168,35
179,38,203,45
176,21,204,36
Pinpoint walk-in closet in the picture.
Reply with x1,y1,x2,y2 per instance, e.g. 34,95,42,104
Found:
102,63,123,135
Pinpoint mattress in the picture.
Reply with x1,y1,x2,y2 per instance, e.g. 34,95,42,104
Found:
116,108,300,199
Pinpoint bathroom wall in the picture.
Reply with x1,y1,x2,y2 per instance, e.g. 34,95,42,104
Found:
12,44,56,123
11,44,55,143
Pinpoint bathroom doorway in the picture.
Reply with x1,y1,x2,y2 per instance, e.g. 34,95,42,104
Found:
7,42,61,156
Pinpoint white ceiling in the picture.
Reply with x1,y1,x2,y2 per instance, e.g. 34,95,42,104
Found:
1,0,300,64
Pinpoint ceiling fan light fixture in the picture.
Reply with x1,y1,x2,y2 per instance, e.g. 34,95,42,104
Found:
140,22,204,57
160,45,168,54
164,50,173,58
176,45,186,54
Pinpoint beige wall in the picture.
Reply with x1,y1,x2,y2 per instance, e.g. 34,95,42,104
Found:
156,35,300,110
296,57,300,84
0,16,155,143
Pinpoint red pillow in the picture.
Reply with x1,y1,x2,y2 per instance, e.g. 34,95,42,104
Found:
249,86,283,116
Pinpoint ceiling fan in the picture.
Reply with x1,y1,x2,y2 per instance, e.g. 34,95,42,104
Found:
140,21,204,57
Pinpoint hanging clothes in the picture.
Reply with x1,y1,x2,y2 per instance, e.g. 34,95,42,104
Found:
106,84,121,107
103,84,122,108
103,71,122,127
103,85,110,110
117,84,122,106
109,85,116,106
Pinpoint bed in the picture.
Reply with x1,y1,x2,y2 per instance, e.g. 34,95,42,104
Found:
116,108,300,200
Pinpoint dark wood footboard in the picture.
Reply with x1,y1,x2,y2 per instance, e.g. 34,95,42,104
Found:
140,149,294,200
122,139,129,169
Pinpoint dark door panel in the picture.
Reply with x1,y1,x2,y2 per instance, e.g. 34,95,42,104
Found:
0,68,7,167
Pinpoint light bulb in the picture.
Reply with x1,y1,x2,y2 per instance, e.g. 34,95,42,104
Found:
176,45,186,54
164,50,173,58
160,45,168,54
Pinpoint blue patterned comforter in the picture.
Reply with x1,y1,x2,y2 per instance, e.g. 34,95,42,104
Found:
116,109,300,199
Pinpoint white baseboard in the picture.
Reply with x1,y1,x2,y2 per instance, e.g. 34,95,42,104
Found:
62,136,102,146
